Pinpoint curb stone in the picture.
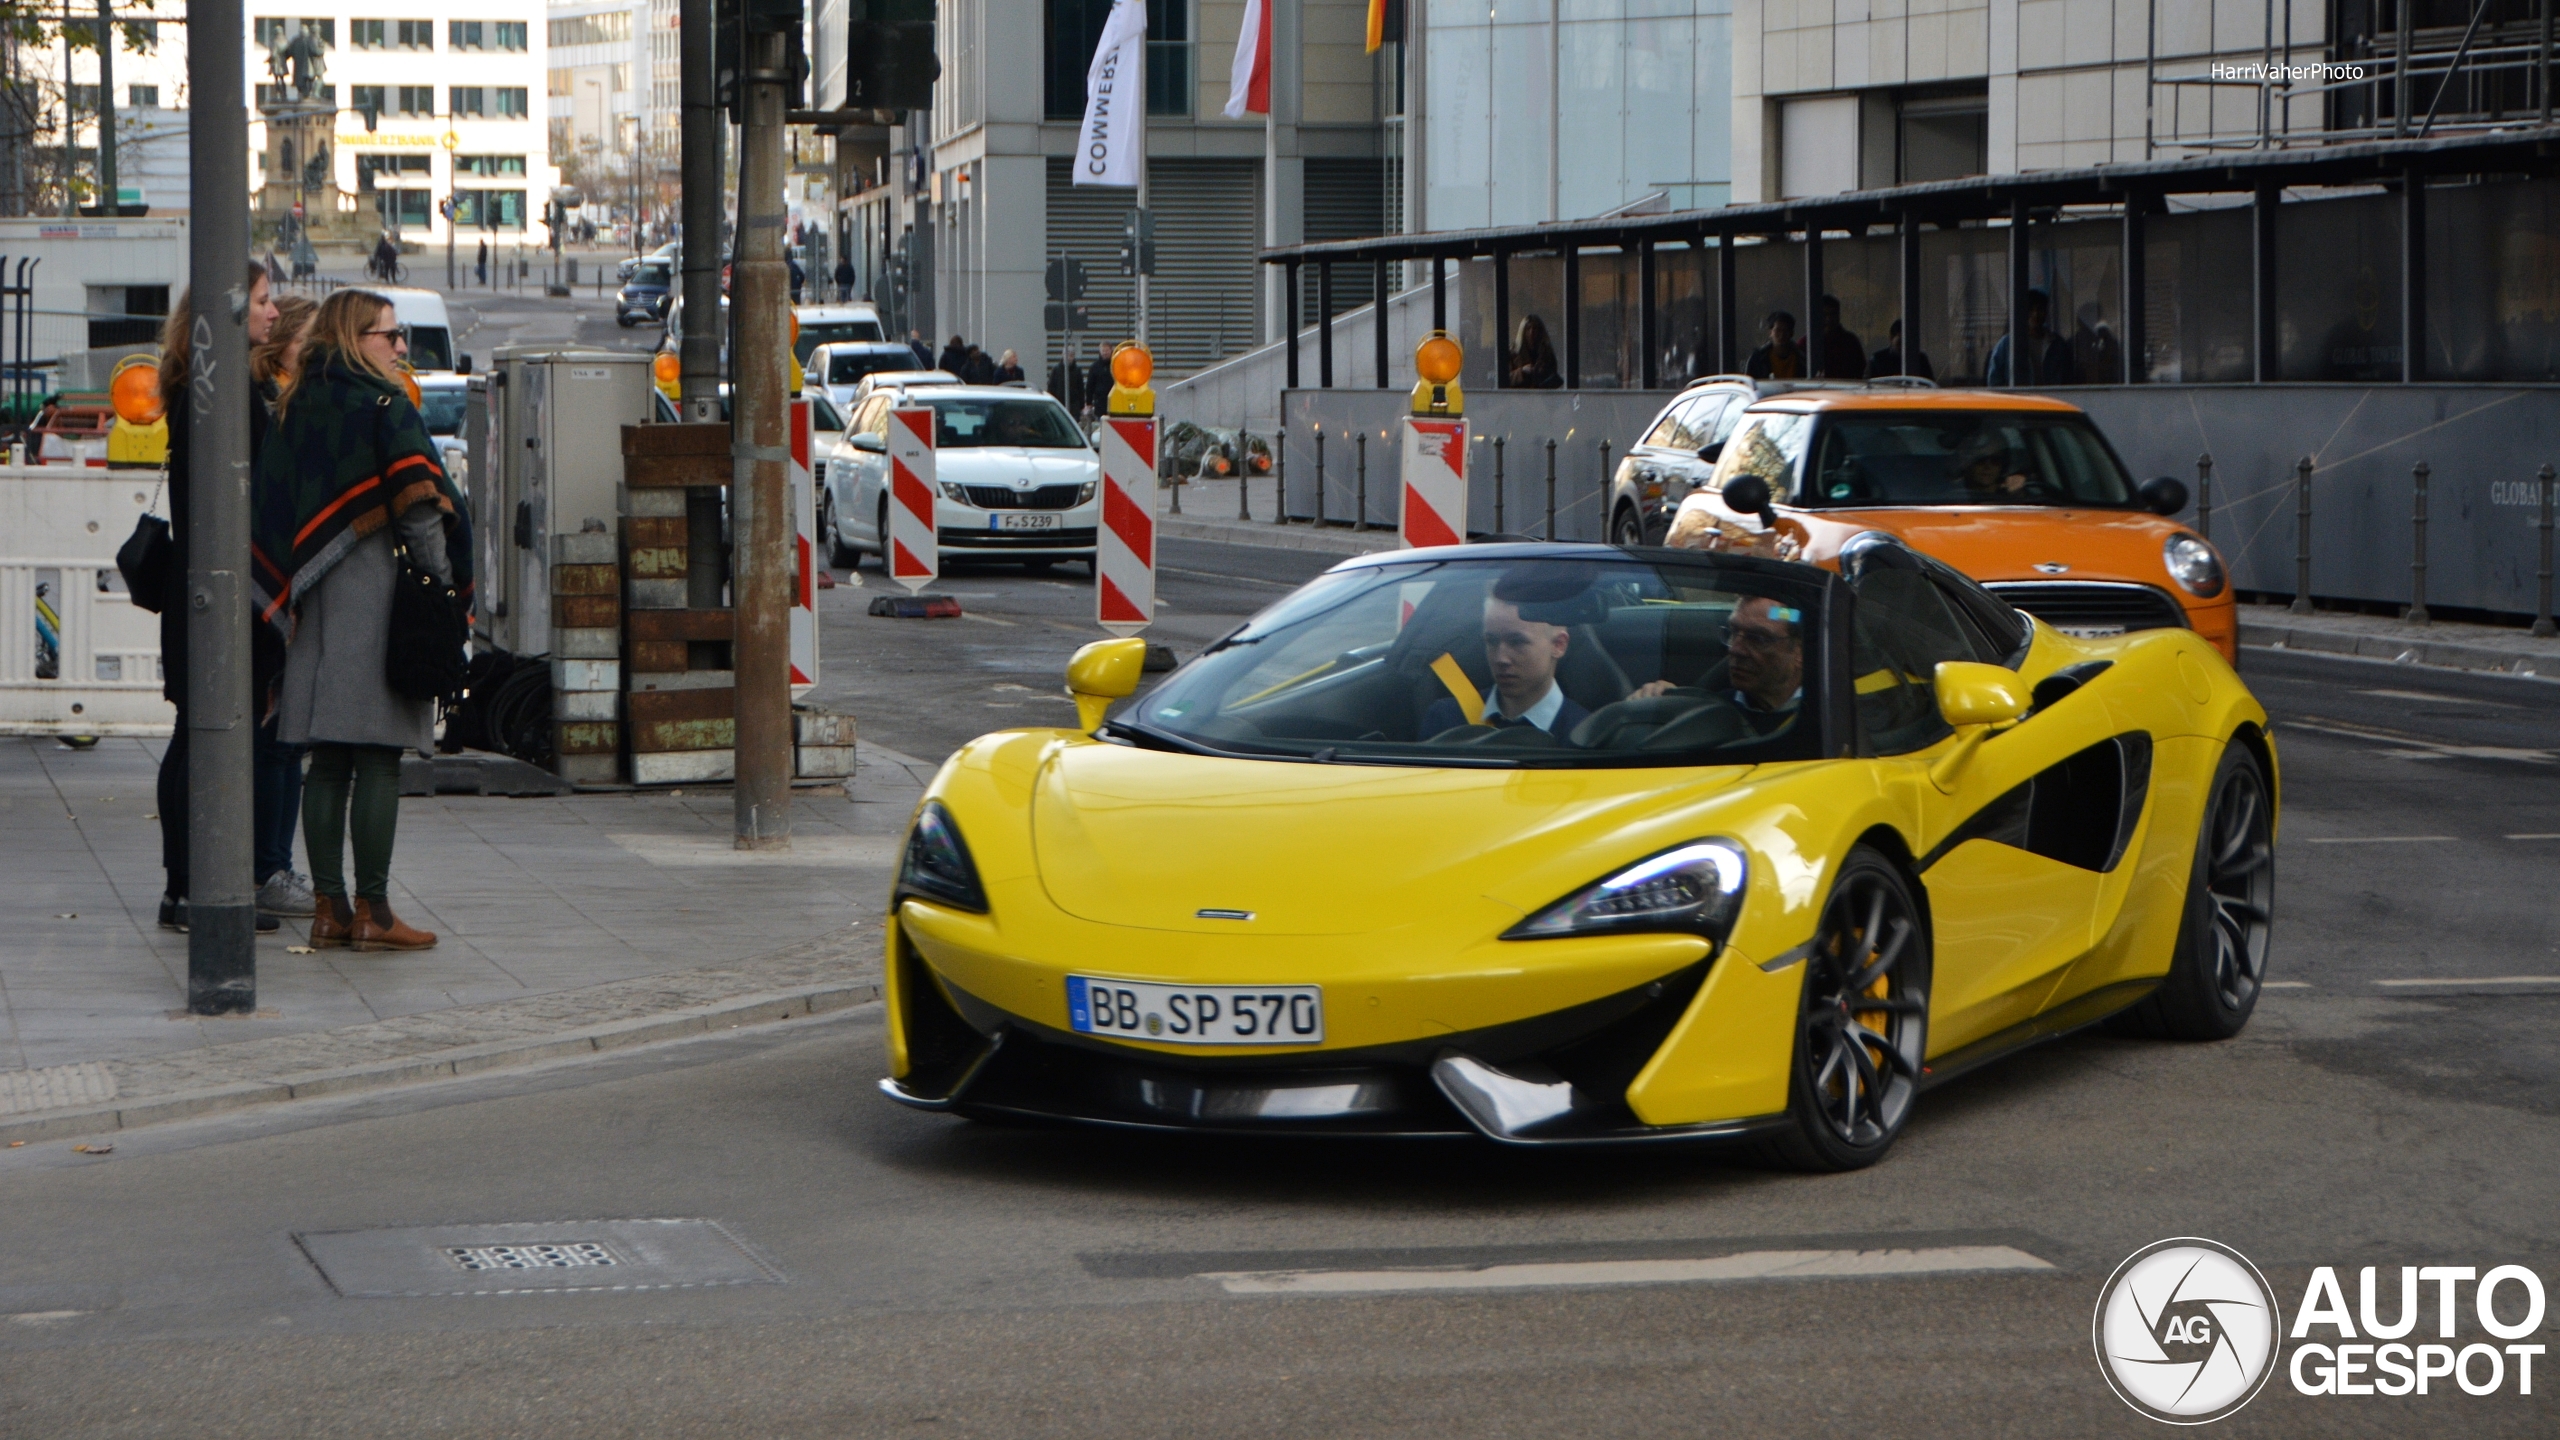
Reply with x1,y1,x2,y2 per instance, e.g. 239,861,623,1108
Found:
2238,612,2560,678
1156,515,1403,558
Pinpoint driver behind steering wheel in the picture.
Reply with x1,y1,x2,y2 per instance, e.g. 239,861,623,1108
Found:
1623,595,1805,735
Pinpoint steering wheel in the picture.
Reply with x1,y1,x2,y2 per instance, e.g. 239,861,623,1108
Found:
1423,723,1564,749
1569,688,1752,751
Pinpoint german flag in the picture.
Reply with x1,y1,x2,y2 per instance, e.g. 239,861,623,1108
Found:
1365,0,1405,54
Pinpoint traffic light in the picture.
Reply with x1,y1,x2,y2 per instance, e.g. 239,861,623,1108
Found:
717,0,809,123
1118,209,1155,278
844,0,938,113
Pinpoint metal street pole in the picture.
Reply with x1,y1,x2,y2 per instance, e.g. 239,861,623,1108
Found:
185,0,256,1011
731,19,791,851
93,0,116,215
677,0,724,421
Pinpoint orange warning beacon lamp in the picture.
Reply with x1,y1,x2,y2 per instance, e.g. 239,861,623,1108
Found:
1411,330,1464,416
1107,341,1155,417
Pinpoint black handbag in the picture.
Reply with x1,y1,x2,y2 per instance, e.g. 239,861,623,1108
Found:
117,479,172,613
385,535,468,701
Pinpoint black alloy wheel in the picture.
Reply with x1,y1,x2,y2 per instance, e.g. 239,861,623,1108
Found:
1767,846,1931,1172
2110,744,2275,1041
822,496,859,568
1611,506,1644,548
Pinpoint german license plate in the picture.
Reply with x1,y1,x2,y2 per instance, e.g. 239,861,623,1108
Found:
1067,976,1324,1045
2055,624,2127,639
994,512,1061,531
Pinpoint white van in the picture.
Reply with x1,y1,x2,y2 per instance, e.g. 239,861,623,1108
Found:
369,287,467,374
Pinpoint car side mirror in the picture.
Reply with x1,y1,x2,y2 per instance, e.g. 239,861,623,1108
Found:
2138,475,2189,516
1721,472,1778,527
1696,441,1723,464
1928,661,2029,791
1067,636,1149,732
455,353,473,376
849,432,885,453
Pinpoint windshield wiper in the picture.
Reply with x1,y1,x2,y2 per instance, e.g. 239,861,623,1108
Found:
1098,717,1220,756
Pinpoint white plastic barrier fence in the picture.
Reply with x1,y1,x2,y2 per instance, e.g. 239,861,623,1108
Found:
887,406,937,594
1096,417,1157,636
789,395,817,690
0,463,175,735
1399,417,1468,548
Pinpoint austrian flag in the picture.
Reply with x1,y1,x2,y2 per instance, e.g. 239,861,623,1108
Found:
1223,0,1271,118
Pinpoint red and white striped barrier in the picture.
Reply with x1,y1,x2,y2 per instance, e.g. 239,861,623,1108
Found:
1096,416,1157,636
789,395,817,688
887,406,938,595
1400,417,1468,549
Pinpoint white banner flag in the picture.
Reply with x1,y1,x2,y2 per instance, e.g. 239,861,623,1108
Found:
1074,0,1150,188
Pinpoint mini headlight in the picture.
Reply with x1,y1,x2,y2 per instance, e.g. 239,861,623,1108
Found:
1504,839,1748,947
939,481,970,503
1077,481,1098,504
897,801,988,912
2163,533,2226,598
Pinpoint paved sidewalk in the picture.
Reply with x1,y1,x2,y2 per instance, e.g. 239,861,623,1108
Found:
0,735,933,1136
2236,600,2560,677
1158,477,1407,557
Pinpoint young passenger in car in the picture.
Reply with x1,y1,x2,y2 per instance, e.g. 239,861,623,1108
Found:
1421,594,1593,739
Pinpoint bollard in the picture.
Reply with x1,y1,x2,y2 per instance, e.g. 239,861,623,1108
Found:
1238,442,1252,520
1274,429,1288,525
1169,467,1182,514
1598,440,1613,539
2196,453,2214,540
1315,429,1328,528
2535,463,2556,638
2290,456,2314,615
1493,436,1506,533
1354,431,1369,531
1544,438,1558,539
2405,461,2430,625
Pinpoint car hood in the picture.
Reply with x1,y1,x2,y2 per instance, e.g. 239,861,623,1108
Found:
1029,742,1753,936
934,447,1098,482
1795,506,2184,586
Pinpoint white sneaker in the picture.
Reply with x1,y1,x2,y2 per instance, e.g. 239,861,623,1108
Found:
257,870,318,917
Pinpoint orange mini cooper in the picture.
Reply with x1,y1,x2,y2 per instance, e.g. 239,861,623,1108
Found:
1661,389,2235,660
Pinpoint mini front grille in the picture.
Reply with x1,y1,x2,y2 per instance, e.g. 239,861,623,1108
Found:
1987,581,2187,633
963,483,1084,510
941,527,1099,549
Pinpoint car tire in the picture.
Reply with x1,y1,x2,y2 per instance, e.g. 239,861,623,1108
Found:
2106,743,2274,1042
1763,846,1932,1173
822,497,859,568
1610,505,1644,548
871,498,891,571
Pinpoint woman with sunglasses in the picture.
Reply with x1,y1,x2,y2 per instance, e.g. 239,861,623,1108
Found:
253,289,472,952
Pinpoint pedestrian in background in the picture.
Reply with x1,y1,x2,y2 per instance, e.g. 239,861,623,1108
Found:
1745,312,1804,379
939,334,970,373
962,346,997,385
244,295,319,919
1086,351,1114,412
475,237,489,288
255,289,470,953
1985,288,2078,387
1868,319,1934,380
1507,315,1560,389
1811,296,1865,379
906,329,932,369
156,266,284,935
994,349,1024,384
834,255,855,303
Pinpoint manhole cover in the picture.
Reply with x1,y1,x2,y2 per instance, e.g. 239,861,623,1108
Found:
294,1219,781,1297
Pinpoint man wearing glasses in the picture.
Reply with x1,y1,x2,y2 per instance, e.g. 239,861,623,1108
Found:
1625,596,1804,733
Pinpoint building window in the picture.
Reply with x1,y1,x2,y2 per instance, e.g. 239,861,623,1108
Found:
128,84,158,108
355,152,431,189
386,188,432,229
549,13,631,45
610,63,630,93
496,87,530,118
449,19,484,51
548,68,574,98
395,84,434,116
495,21,527,51
457,154,527,176
451,86,487,117
352,83,385,114
253,18,334,48
1044,0,1190,121
396,18,433,49
352,18,385,48
454,190,528,230
68,84,99,111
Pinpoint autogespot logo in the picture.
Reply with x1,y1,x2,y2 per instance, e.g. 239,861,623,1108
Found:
2094,1238,2283,1424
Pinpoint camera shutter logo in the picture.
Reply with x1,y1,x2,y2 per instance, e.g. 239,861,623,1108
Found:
2094,1238,2282,1424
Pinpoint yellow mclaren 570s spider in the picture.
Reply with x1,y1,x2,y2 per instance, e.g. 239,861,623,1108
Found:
879,533,2277,1169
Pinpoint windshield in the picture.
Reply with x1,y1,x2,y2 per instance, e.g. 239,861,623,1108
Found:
405,325,453,372
418,387,466,435
928,396,1086,449
633,261,671,286
826,349,909,384
1803,411,2136,507
795,319,883,362
1123,555,1827,769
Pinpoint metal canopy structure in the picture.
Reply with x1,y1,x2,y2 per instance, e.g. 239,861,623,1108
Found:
1262,125,2560,392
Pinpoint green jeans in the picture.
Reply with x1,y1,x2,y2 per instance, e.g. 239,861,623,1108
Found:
303,744,404,902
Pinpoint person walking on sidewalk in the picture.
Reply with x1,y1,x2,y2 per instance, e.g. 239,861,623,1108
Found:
155,266,284,936
246,295,320,920
476,237,489,288
254,289,471,953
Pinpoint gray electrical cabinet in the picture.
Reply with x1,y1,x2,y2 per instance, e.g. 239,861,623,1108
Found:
481,347,654,655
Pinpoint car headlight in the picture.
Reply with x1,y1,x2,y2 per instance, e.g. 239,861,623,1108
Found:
1076,481,1098,505
939,481,970,503
897,801,987,913
1504,839,1748,947
2163,533,2226,598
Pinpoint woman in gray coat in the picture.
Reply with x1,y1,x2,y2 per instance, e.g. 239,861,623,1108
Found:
254,289,466,952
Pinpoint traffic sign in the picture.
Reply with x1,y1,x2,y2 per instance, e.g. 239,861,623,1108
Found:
1043,302,1091,331
1044,256,1088,301
1096,417,1156,635
1400,417,1468,549
887,406,938,594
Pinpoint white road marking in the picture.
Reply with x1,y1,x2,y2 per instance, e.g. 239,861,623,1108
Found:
2507,833,2560,840
2305,836,2454,844
956,611,1018,626
2280,718,2554,765
2375,976,2560,989
2260,981,2313,989
2353,688,2517,708
1200,1245,2054,1296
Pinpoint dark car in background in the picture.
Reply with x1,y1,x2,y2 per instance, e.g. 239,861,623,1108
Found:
617,257,675,327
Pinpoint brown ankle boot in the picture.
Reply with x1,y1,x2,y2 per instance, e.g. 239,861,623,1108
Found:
350,898,437,952
310,895,356,949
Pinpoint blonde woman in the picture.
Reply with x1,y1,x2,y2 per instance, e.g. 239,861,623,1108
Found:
252,289,471,952
243,292,319,920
